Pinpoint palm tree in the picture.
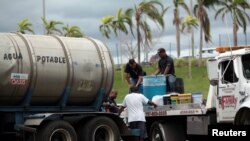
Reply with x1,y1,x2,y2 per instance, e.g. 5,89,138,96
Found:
112,8,134,38
63,25,84,37
181,15,199,78
215,0,250,46
173,0,190,58
99,8,133,39
99,8,134,80
134,0,167,64
113,8,134,72
182,16,199,33
17,18,35,34
193,0,217,65
99,16,115,38
41,17,63,35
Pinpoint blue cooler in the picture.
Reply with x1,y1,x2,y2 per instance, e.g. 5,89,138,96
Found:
143,75,166,100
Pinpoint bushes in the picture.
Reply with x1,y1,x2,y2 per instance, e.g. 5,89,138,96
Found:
174,58,207,67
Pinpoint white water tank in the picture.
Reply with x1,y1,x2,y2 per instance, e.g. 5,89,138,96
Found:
0,33,114,106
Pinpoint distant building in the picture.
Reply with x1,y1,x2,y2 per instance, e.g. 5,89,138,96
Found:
196,48,218,58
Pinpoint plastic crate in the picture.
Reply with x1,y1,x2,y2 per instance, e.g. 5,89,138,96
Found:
192,92,203,104
170,95,179,104
163,96,171,105
178,93,192,104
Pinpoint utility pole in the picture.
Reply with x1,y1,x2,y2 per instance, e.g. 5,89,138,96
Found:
245,33,248,45
169,42,171,56
43,0,46,34
219,34,221,46
116,43,120,67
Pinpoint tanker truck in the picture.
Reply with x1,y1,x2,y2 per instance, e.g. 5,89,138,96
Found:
0,32,139,141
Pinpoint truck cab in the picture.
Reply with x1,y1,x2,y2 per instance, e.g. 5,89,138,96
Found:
206,46,250,124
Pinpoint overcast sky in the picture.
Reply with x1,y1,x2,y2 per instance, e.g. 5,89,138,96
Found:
0,0,250,62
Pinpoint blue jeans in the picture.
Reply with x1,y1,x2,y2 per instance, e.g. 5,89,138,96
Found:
130,78,143,93
167,74,176,92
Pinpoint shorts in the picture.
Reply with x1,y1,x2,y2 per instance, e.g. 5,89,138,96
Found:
129,121,148,139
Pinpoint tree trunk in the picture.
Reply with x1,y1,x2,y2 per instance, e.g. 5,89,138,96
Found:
176,23,180,58
136,13,141,64
199,22,203,67
233,19,238,46
191,29,195,58
175,9,181,58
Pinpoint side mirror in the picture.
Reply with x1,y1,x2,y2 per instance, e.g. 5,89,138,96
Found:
207,58,218,86
209,80,218,86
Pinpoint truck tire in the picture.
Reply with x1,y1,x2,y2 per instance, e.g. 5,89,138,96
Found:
150,122,167,141
150,121,185,141
243,112,250,125
78,116,120,141
237,108,250,125
30,120,77,141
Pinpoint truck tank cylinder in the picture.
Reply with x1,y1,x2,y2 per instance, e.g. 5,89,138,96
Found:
0,33,114,106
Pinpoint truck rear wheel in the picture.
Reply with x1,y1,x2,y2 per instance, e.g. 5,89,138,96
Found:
29,120,77,141
150,121,186,141
78,116,120,141
150,122,167,141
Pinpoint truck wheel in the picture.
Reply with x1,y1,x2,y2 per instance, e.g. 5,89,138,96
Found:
243,114,250,125
150,122,167,141
241,109,250,125
150,121,185,141
78,116,120,141
34,120,77,141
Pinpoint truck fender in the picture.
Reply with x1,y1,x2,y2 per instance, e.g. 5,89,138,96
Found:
24,113,55,126
234,99,250,124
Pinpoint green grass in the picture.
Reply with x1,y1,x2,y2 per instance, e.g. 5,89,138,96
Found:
113,60,210,103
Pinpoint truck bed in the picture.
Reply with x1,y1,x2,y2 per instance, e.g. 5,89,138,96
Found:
144,103,207,117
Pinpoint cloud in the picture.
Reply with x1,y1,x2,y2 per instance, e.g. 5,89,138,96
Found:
0,0,250,61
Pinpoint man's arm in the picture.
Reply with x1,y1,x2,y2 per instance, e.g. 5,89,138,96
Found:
118,106,126,116
153,68,161,75
124,64,133,88
147,101,157,108
135,76,143,88
124,73,133,88
163,65,170,75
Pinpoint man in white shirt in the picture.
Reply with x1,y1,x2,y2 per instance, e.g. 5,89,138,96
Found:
118,87,157,141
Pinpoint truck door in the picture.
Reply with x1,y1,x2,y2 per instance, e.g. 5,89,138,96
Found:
217,59,239,123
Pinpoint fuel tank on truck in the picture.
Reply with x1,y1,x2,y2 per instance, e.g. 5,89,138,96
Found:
0,32,114,106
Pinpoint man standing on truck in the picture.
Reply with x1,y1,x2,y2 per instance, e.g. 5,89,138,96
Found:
154,48,176,92
118,87,157,141
124,59,145,93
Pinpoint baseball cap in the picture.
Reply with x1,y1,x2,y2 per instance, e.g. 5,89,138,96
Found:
128,59,136,64
157,48,166,54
